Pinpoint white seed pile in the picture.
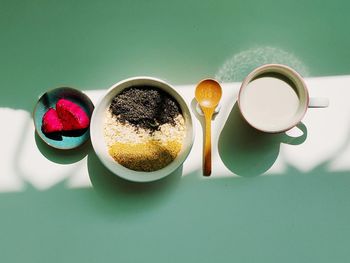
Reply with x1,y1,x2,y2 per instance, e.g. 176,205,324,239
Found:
103,109,186,148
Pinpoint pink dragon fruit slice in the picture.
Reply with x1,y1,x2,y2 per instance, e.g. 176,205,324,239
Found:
56,99,90,131
42,108,63,133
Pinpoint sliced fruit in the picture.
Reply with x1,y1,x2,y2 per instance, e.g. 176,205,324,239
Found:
42,108,63,133
56,99,90,131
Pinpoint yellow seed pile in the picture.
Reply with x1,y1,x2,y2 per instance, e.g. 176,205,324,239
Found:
104,108,186,172
109,140,182,172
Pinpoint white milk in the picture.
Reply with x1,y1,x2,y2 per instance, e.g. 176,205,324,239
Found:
240,76,300,130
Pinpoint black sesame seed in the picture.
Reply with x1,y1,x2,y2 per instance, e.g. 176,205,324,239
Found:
109,86,182,131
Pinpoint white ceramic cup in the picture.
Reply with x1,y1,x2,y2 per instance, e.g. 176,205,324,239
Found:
238,64,329,133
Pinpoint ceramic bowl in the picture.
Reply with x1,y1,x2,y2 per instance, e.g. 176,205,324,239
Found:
33,87,94,150
90,76,194,182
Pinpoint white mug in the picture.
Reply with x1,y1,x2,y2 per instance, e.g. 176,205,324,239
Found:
238,64,329,133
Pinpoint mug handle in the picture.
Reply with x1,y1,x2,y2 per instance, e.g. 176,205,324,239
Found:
308,97,329,108
280,122,307,145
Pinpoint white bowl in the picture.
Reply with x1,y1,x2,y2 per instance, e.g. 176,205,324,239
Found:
90,76,195,182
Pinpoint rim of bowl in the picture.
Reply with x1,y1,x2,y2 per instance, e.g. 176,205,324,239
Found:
90,76,195,182
33,86,94,150
237,63,309,133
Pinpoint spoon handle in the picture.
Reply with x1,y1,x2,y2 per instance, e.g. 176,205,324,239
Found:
203,112,213,176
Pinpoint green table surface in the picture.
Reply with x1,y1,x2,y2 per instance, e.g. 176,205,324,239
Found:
1,0,350,262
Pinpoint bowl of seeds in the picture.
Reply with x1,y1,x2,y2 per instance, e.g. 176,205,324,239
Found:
90,76,194,182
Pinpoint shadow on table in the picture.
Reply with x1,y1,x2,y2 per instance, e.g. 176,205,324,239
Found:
32,116,183,215
34,132,90,164
218,103,308,177
87,151,182,214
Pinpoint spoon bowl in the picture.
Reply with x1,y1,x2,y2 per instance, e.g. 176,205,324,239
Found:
195,79,223,109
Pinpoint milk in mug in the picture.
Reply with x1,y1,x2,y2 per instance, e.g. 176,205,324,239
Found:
239,74,300,130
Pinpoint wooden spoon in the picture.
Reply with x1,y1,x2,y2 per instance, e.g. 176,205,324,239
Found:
195,79,222,176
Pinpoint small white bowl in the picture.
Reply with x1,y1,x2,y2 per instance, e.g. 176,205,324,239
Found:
90,76,195,182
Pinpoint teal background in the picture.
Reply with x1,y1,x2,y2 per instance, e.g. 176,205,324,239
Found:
1,0,350,262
